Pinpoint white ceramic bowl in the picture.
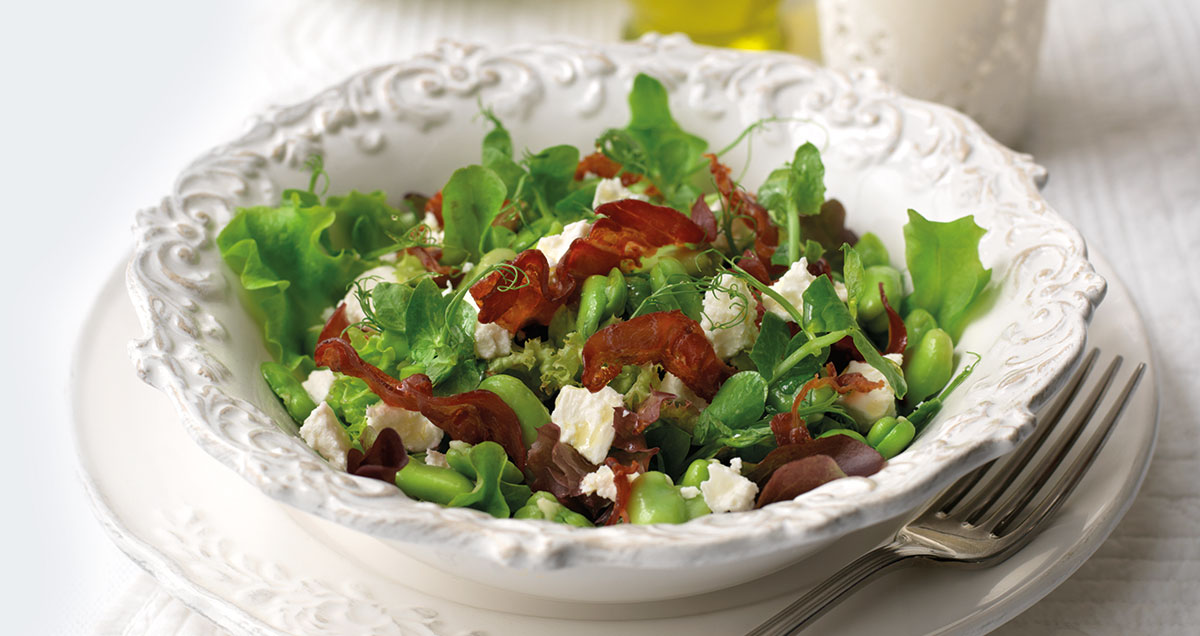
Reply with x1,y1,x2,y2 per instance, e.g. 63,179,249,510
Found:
127,36,1104,602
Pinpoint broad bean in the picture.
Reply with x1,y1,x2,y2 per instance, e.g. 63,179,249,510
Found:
866,415,916,459
903,309,938,352
905,328,954,405
604,268,627,317
461,247,518,288
394,461,474,505
478,374,551,447
628,471,688,525
261,362,317,424
513,492,594,527
854,232,891,269
576,274,610,339
858,265,903,323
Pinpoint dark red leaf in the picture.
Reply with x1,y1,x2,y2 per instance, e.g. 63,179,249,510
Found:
798,200,858,270
582,310,734,402
881,283,907,356
736,249,772,286
706,153,779,263
525,423,609,519
747,435,886,487
315,338,527,470
806,257,832,279
691,194,719,243
346,427,409,484
770,412,813,447
755,455,847,508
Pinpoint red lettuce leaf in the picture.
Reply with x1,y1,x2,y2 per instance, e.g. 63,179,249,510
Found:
525,423,609,519
756,455,847,508
346,427,409,484
748,434,885,487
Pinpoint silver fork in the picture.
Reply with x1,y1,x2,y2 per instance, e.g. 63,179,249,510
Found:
747,349,1146,635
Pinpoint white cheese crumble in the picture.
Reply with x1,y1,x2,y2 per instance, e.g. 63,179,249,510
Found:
422,211,444,244
700,457,759,513
361,402,444,452
464,293,512,360
680,486,701,500
578,464,638,502
551,385,625,464
838,360,900,426
762,258,816,321
424,449,449,468
301,368,336,404
659,371,708,409
340,265,402,325
534,219,592,269
701,273,759,359
299,402,352,471
592,177,648,208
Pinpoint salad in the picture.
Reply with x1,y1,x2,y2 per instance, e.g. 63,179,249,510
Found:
219,74,990,527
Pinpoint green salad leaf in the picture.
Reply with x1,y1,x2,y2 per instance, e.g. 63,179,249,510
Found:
440,165,507,264
324,190,415,256
903,210,991,340
217,191,367,371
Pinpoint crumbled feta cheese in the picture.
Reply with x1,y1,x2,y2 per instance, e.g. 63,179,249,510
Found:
838,360,899,425
592,177,648,208
701,274,759,359
884,353,904,366
536,496,560,518
762,258,815,321
700,457,759,513
579,465,619,501
422,211,445,243
301,368,336,404
424,449,449,468
362,402,444,452
378,251,399,263
834,281,849,303
340,265,401,324
680,486,701,500
299,402,352,471
464,293,512,360
534,219,592,268
551,385,625,464
659,371,708,409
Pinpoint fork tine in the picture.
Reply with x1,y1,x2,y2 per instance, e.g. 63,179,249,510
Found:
991,362,1145,539
977,355,1123,533
932,348,1100,518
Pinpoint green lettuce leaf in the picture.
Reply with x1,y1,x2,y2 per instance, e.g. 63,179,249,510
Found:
440,165,507,264
323,190,415,255
217,192,366,371
903,210,991,340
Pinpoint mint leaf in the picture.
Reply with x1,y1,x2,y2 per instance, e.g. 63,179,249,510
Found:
903,209,991,340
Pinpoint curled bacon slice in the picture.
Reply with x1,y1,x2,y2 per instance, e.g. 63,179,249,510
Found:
582,310,733,402
792,363,884,413
319,302,352,342
602,458,644,526
470,200,706,333
770,411,813,447
706,153,778,263
574,152,659,195
691,194,719,243
315,338,527,470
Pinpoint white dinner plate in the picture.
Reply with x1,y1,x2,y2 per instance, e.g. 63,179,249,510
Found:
74,249,1156,635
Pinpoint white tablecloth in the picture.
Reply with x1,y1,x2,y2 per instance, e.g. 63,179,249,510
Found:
3,0,1196,633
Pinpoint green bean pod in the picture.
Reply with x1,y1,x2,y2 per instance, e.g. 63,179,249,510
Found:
854,232,891,269
261,362,317,424
905,328,954,405
866,415,916,459
394,461,474,505
478,374,551,447
858,265,903,323
627,471,689,525
576,274,610,339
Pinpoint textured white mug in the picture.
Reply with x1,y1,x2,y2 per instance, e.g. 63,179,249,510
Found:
817,0,1048,147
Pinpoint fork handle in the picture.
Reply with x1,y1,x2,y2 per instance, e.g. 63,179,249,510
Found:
746,544,921,635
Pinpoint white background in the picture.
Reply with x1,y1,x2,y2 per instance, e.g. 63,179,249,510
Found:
2,1,1197,634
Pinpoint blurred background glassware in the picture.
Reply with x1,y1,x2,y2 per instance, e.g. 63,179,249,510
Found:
624,0,785,50
816,0,1049,147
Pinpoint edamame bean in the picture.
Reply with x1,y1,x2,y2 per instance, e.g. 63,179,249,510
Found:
905,328,954,405
261,362,317,424
628,471,689,525
479,374,551,447
395,461,474,505
576,274,610,339
684,491,712,519
858,265,903,323
866,416,916,459
903,309,938,352
797,385,838,428
816,428,869,445
854,232,891,269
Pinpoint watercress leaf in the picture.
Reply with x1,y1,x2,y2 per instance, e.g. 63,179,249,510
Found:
217,196,365,371
553,184,598,223
526,144,580,216
369,282,412,332
481,110,514,158
840,243,864,320
616,73,708,204
788,142,826,217
903,209,992,340
441,165,507,263
405,277,448,352
750,312,791,382
802,275,856,334
804,239,826,263
756,167,792,226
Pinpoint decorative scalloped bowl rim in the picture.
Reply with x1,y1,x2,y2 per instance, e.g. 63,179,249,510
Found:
126,36,1103,576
